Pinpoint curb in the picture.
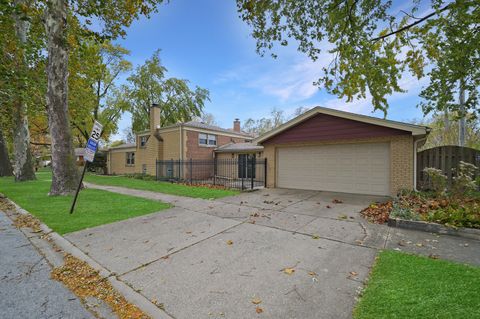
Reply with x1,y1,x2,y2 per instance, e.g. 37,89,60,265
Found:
388,217,480,241
4,198,172,319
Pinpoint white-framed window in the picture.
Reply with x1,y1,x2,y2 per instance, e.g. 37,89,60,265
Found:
208,134,217,146
199,133,217,146
140,136,148,147
126,152,135,165
199,133,208,145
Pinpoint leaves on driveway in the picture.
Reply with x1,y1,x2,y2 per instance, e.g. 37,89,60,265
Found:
251,297,262,305
283,268,295,275
226,240,233,245
255,306,263,314
332,199,343,204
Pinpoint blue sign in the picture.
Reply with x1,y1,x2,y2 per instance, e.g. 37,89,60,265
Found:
86,138,98,152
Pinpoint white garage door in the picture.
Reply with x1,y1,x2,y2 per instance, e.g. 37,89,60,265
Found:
277,143,390,196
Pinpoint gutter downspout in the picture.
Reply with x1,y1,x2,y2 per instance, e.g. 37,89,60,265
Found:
413,136,427,191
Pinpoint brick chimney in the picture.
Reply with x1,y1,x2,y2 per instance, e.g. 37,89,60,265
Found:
233,118,241,132
150,104,161,133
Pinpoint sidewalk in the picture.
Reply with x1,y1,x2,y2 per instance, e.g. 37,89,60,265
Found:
0,211,94,319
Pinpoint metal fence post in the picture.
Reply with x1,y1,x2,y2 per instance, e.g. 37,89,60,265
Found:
213,157,217,185
264,158,267,187
189,158,193,184
250,157,254,189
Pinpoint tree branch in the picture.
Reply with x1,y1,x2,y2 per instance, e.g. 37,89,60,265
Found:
371,3,451,42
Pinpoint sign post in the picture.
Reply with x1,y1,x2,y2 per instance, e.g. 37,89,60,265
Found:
70,121,103,214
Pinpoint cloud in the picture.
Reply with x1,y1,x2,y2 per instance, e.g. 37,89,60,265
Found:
245,57,330,102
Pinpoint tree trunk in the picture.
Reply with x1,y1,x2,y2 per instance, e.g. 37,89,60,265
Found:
12,0,36,181
0,126,13,177
458,80,466,147
44,0,79,195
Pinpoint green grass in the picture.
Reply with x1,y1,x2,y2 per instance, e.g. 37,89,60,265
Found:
84,174,239,199
0,171,170,234
354,250,480,319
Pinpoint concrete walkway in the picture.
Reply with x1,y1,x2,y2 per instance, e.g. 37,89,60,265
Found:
69,183,480,319
0,211,94,319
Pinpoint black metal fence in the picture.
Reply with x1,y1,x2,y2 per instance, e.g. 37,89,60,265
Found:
156,158,267,190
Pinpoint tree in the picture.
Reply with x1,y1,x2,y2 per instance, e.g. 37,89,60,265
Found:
12,0,36,181
243,107,285,136
124,50,210,132
417,113,480,150
121,126,135,144
292,106,310,118
41,0,164,195
69,38,132,145
0,124,13,177
199,113,218,126
237,0,479,118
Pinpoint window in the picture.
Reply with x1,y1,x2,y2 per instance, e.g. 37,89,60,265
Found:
126,152,135,165
199,133,207,145
140,136,148,147
199,133,217,146
208,135,217,146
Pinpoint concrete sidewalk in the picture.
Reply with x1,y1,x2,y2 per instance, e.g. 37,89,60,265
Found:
71,183,480,318
0,211,94,319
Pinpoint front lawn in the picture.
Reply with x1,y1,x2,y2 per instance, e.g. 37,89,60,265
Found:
84,174,239,199
0,171,170,234
354,250,480,319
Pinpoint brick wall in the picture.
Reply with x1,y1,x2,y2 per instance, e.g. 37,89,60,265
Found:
185,130,246,160
262,135,414,196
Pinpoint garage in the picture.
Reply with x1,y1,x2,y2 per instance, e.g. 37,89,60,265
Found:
255,106,430,196
277,143,390,195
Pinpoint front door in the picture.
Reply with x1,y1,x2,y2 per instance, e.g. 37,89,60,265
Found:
238,154,256,179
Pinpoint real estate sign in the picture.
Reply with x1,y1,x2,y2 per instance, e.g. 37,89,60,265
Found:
84,121,103,162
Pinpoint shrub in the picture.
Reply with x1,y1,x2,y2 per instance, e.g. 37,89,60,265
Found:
452,161,478,196
423,167,447,196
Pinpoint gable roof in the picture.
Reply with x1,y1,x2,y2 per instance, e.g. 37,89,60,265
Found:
255,106,430,144
108,143,136,150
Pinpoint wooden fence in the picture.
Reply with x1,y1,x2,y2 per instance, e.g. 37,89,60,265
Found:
417,145,480,190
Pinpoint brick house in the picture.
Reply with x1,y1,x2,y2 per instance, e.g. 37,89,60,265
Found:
106,104,253,176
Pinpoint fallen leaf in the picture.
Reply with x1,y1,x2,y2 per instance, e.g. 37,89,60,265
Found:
428,254,440,259
308,271,317,276
256,307,263,314
348,271,358,279
311,235,320,239
332,199,343,204
415,243,424,247
251,297,262,305
283,268,295,275
338,214,347,220
226,240,233,245
326,205,332,209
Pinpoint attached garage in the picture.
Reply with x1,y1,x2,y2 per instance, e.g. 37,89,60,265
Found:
277,143,390,195
256,107,430,197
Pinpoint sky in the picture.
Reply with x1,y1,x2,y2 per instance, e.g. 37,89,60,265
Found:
111,0,430,140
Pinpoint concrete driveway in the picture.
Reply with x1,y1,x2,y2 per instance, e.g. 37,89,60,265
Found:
65,186,480,318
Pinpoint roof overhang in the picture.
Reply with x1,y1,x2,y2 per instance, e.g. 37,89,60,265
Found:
254,106,430,144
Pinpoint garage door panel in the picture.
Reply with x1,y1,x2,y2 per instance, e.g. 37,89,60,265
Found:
277,143,390,196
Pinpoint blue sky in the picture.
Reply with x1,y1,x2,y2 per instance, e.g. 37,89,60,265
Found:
112,0,429,139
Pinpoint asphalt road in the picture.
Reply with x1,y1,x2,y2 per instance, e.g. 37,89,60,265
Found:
0,211,94,319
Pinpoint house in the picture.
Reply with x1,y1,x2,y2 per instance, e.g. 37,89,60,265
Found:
254,106,430,196
106,104,253,175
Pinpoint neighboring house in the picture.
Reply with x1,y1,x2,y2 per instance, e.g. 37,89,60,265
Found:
254,106,430,197
106,104,253,175
74,148,85,166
